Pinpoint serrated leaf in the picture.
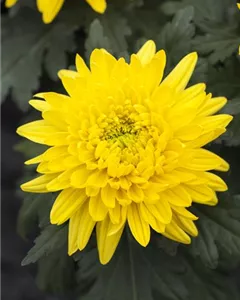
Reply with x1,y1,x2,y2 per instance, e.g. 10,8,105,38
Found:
75,230,239,300
193,23,240,64
17,193,54,239
2,7,77,110
156,6,195,72
36,246,76,294
21,224,68,266
161,0,234,24
85,10,131,60
75,232,188,300
189,194,240,268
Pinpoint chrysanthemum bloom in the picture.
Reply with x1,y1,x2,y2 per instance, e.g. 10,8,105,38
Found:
17,40,232,264
6,0,106,23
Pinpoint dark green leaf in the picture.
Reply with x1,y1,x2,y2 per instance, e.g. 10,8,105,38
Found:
21,224,68,266
189,195,240,268
193,23,240,64
85,10,131,60
75,232,188,300
156,6,195,72
36,246,76,294
2,8,77,110
75,231,239,300
17,193,54,239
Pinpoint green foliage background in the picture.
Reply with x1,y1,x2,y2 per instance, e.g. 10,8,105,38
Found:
2,0,240,299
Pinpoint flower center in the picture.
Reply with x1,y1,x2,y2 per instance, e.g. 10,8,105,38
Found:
104,117,139,148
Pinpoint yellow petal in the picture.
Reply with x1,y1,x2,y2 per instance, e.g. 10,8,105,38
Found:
139,203,165,233
37,0,65,24
127,203,150,246
183,184,214,204
50,188,87,224
161,185,192,207
170,168,196,183
185,129,225,149
151,86,175,111
21,174,58,193
200,172,228,191
77,202,96,250
205,191,219,206
58,70,79,80
17,120,57,145
89,194,108,221
75,54,90,77
101,184,116,208
179,83,206,104
175,125,202,141
108,206,128,235
42,110,67,131
25,154,43,165
90,49,116,82
5,0,18,7
128,184,144,203
29,99,50,112
96,216,124,265
162,219,191,244
199,115,233,133
68,210,81,255
146,198,172,224
86,186,99,197
136,40,156,65
161,52,198,92
86,0,107,13
171,206,198,220
43,145,68,161
71,167,91,188
175,215,198,237
58,72,82,99
109,201,121,224
180,149,226,171
46,169,74,191
86,170,108,188
34,92,69,108
198,97,227,117
143,50,166,93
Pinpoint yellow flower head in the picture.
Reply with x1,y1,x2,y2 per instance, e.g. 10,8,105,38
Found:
17,40,232,264
6,0,107,23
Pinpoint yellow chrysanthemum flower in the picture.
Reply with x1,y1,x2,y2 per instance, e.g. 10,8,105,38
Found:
6,0,107,23
238,3,240,9
17,40,232,264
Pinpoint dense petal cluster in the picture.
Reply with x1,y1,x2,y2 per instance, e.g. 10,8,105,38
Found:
6,0,106,23
17,40,232,264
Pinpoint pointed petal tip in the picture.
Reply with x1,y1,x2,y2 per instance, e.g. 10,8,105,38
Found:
68,249,75,256
16,127,21,136
33,92,45,99
99,255,111,265
228,114,234,123
188,52,198,67
137,40,157,65
20,182,38,193
20,183,25,191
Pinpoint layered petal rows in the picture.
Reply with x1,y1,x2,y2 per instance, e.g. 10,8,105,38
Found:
17,40,232,264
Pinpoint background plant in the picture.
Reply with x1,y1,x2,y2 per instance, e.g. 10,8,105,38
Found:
2,0,240,299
